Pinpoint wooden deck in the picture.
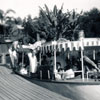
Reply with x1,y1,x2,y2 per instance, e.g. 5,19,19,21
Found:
1,66,100,100
0,66,70,100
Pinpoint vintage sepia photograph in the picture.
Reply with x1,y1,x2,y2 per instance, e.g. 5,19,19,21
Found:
0,0,100,100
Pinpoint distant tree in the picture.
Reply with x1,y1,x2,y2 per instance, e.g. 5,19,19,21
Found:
22,15,35,44
0,9,15,25
23,15,33,36
79,8,100,38
7,17,24,36
0,9,16,36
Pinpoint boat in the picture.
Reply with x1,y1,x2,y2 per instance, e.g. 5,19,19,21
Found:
9,37,100,84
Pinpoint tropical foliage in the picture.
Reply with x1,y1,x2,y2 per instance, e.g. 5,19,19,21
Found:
22,15,36,44
0,5,100,43
0,9,15,24
23,5,83,41
24,5,70,41
0,9,24,37
65,9,83,40
0,9,16,36
79,8,100,38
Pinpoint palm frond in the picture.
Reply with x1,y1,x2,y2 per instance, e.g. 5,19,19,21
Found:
39,7,52,26
45,4,50,16
5,9,16,15
53,5,57,16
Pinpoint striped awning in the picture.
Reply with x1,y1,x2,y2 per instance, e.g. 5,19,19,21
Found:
16,38,100,53
40,38,100,53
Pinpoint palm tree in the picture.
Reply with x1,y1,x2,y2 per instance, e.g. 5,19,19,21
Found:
30,5,83,41
0,9,16,36
0,9,15,24
0,9,24,43
26,4,69,42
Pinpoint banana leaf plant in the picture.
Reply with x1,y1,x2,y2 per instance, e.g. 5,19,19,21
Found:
24,5,70,42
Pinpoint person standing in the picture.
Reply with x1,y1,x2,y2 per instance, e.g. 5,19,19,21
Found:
9,40,19,71
27,50,38,77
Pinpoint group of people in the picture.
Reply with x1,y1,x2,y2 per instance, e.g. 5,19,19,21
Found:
54,62,75,80
9,39,46,77
54,55,100,80
9,38,100,80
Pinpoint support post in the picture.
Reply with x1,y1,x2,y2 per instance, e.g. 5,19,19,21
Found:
22,52,24,67
93,50,95,60
52,41,57,77
78,30,85,81
39,51,41,65
40,70,42,80
54,49,57,74
81,49,84,81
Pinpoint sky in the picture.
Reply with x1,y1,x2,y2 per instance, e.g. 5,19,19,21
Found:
0,0,100,19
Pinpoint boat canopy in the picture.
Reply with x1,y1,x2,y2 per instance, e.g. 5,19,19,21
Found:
40,38,100,53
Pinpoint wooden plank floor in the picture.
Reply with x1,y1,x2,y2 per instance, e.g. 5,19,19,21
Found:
0,66,71,100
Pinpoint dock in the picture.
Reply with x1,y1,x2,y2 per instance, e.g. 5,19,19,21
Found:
0,65,70,100
0,65,100,100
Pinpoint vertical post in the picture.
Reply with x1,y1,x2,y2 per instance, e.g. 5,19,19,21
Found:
39,51,41,65
78,30,85,81
54,49,57,74
22,52,24,67
93,50,95,60
48,70,50,79
52,41,57,79
40,70,42,80
81,49,84,81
